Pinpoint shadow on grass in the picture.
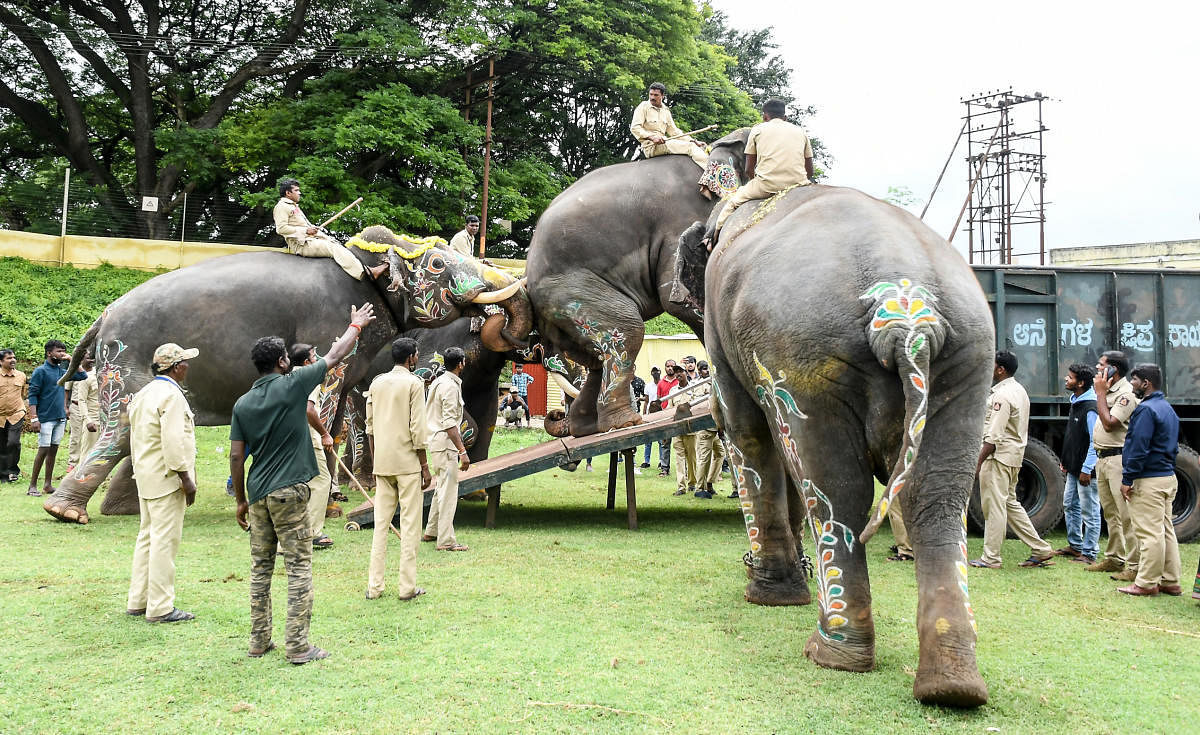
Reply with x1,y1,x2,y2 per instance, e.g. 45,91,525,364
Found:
452,497,742,534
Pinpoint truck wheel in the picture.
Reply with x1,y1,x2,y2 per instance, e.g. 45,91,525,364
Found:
1171,445,1200,543
968,438,1065,537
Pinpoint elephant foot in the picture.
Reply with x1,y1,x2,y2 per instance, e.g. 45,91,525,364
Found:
803,629,875,672
43,497,89,525
544,410,571,438
744,567,812,606
913,666,989,708
99,491,140,516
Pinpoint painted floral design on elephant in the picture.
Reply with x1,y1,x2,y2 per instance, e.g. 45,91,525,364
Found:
751,351,854,642
400,251,453,322
552,299,632,405
71,339,132,483
724,440,763,558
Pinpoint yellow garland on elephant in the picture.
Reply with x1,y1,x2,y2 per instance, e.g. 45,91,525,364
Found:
344,231,448,259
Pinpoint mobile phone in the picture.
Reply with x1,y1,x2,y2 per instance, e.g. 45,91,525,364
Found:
1105,366,1116,380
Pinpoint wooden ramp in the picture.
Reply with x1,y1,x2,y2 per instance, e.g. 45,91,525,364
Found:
344,403,715,532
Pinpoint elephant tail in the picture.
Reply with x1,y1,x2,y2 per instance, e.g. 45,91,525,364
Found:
57,314,104,387
856,279,948,544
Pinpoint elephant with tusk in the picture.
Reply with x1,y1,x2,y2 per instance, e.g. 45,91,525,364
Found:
44,229,532,524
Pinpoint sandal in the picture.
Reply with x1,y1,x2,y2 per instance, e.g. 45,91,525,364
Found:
147,607,195,623
312,534,333,549
398,587,426,601
288,646,330,665
436,544,469,552
330,491,349,502
886,552,915,562
421,535,437,542
1017,555,1054,568
968,559,1000,569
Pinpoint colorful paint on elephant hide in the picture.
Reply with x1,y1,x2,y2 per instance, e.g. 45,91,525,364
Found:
398,251,454,323
551,300,632,405
751,352,853,642
91,340,131,460
314,341,357,432
724,440,763,557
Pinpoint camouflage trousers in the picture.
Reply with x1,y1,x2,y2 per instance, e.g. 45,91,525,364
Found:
248,482,314,659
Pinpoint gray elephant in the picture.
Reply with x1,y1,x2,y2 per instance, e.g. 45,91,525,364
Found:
44,226,530,524
678,184,994,707
524,131,748,437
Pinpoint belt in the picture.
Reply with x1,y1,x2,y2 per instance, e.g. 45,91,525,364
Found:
1096,447,1122,458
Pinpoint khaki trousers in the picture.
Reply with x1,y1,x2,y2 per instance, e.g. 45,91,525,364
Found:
67,410,84,468
673,433,698,491
127,488,187,618
695,429,725,485
1095,453,1136,567
424,449,460,547
305,444,332,538
290,235,366,280
645,139,709,169
889,496,912,557
368,473,422,598
1127,475,1181,588
715,177,781,230
979,457,1051,564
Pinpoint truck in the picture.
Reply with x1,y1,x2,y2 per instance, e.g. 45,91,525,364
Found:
972,265,1200,542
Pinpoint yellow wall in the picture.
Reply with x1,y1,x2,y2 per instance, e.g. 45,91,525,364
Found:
0,229,274,271
1049,239,1200,269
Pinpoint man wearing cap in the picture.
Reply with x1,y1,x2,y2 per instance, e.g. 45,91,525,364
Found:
231,303,375,664
510,364,534,426
500,387,527,428
449,216,480,258
126,343,199,623
631,83,708,170
273,179,389,282
422,347,471,552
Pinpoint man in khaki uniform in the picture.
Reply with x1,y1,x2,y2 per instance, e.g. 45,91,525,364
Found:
66,356,99,470
969,351,1053,569
631,83,708,169
448,216,479,258
366,337,432,600
1087,351,1141,576
126,344,199,623
691,364,723,498
422,347,471,551
273,179,389,282
289,344,335,550
712,98,815,236
0,349,28,482
667,371,699,496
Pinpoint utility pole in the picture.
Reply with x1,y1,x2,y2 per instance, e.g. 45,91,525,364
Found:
479,57,495,258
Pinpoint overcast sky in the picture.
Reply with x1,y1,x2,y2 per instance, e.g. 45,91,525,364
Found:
709,0,1200,262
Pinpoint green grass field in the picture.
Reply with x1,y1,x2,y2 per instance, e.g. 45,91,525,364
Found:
3,425,1198,734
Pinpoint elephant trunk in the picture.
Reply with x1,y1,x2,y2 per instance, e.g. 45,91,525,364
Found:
480,313,521,352
543,409,571,438
496,291,533,349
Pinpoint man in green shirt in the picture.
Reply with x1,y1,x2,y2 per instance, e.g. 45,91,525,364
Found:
230,302,375,665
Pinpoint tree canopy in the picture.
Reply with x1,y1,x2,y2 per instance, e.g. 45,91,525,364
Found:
0,0,820,255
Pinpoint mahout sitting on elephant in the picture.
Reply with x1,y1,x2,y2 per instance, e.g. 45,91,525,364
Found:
677,184,994,707
524,129,749,438
44,227,530,524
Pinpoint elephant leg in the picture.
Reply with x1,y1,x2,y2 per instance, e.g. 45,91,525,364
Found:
99,457,139,515
543,295,643,436
710,353,810,606
907,377,989,707
43,418,130,525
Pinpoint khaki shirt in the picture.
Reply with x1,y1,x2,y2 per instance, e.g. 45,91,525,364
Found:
745,118,813,190
983,377,1029,467
272,197,313,249
1092,377,1140,449
128,377,196,499
449,229,474,257
68,372,100,424
426,371,464,454
308,384,325,450
366,366,429,475
0,368,27,424
630,101,685,145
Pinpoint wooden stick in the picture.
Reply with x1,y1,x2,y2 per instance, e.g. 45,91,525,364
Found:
336,454,404,542
318,197,363,229
640,124,718,149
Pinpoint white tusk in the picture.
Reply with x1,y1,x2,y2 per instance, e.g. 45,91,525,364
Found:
549,370,580,399
471,277,527,305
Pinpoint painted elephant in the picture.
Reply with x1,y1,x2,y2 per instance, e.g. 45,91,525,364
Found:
676,184,994,707
524,131,748,437
43,226,531,523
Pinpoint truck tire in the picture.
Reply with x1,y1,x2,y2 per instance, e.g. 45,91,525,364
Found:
968,438,1065,537
1171,445,1200,543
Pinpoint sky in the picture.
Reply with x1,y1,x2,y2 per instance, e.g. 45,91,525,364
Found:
709,0,1200,263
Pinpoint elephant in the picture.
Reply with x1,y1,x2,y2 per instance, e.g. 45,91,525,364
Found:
524,130,748,437
43,226,531,524
675,183,994,707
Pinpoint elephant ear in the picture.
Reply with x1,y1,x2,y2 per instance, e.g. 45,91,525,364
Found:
669,221,708,312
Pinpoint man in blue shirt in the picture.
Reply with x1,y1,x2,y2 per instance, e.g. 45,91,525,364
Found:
510,364,534,426
1117,363,1181,597
26,339,86,496
1053,363,1102,563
